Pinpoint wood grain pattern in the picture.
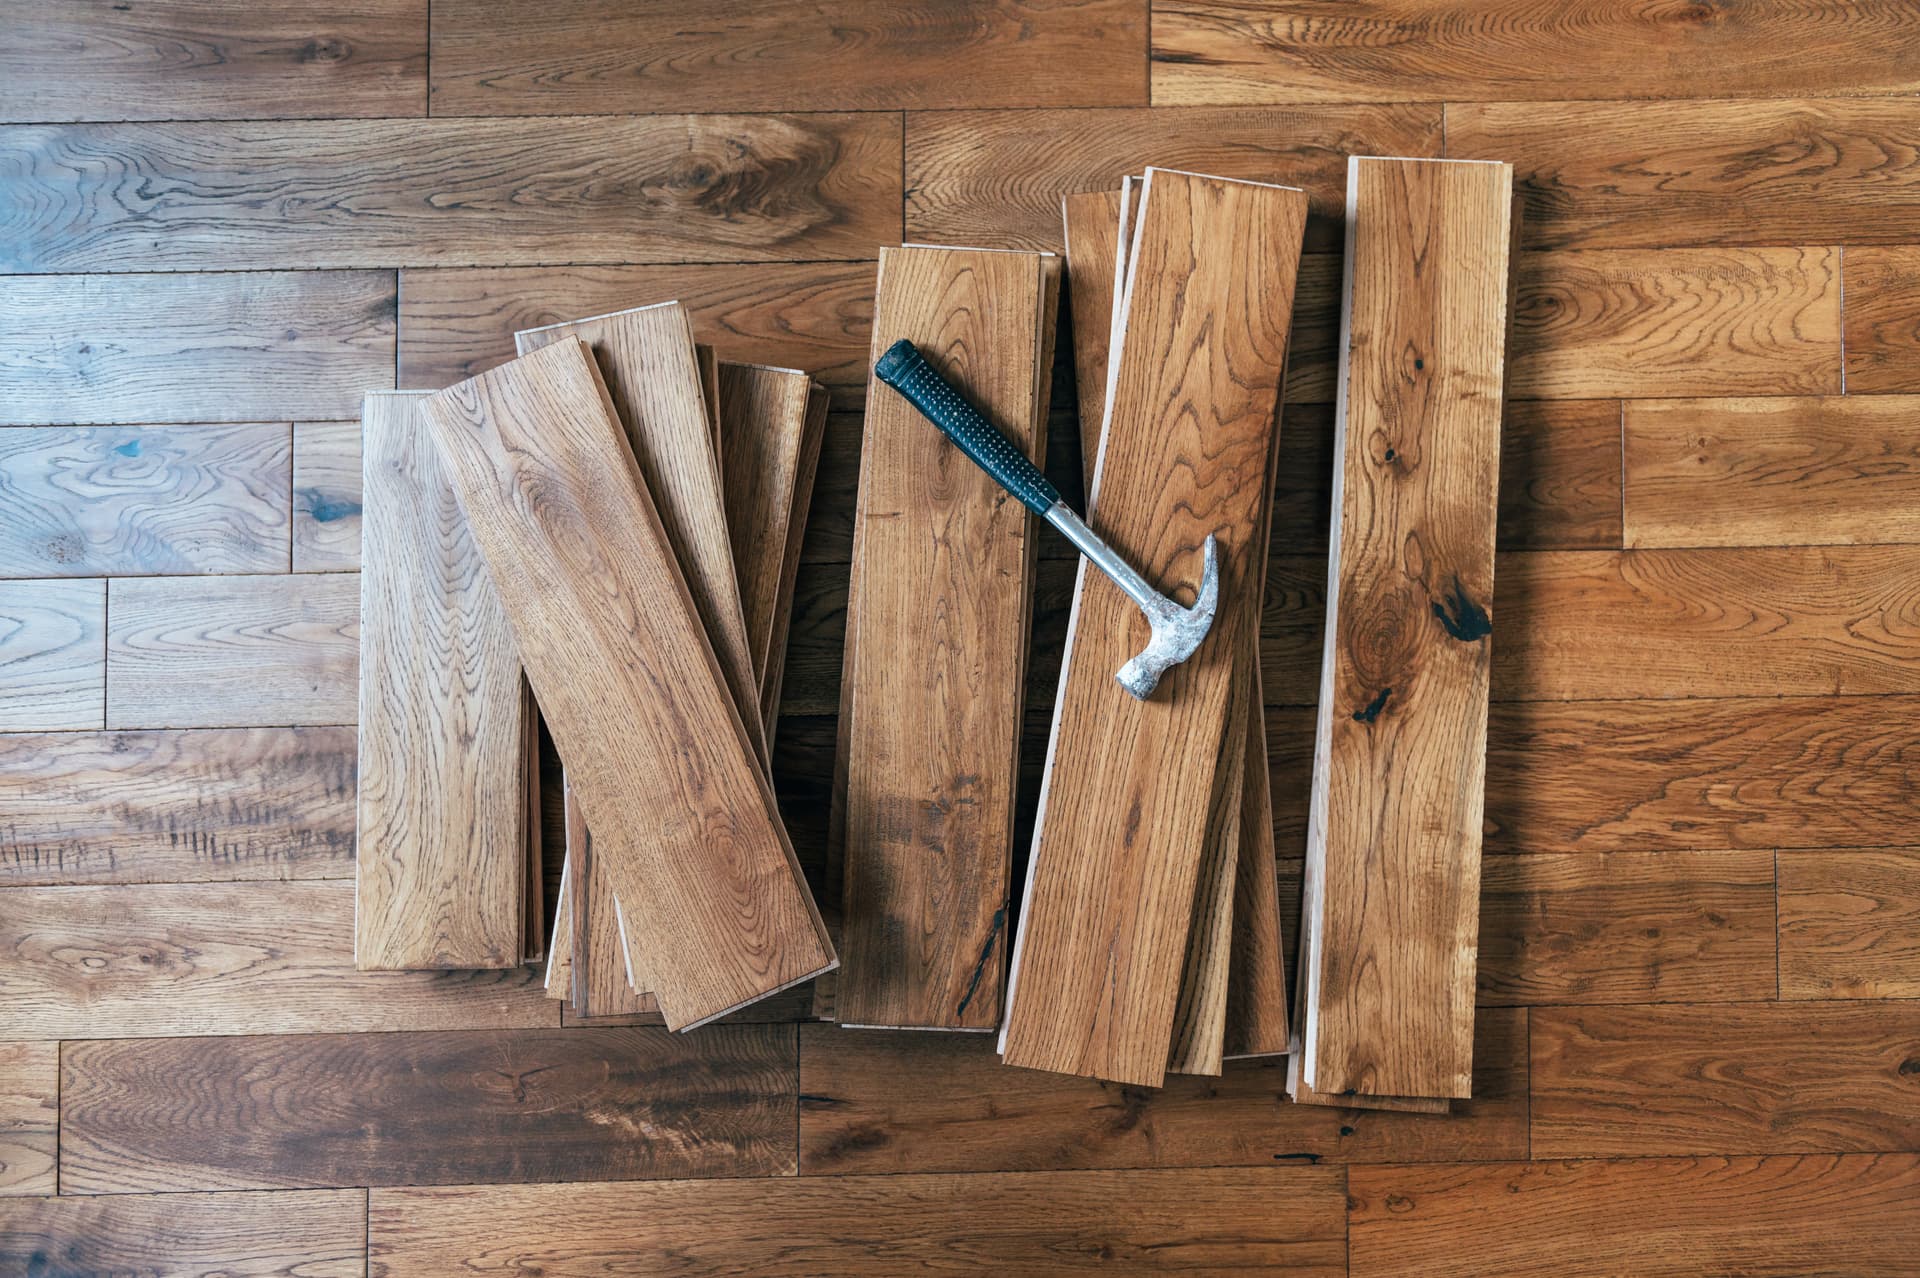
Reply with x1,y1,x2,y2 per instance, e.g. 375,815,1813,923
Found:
60,1025,795,1192
1063,189,1126,493
369,1166,1347,1276
354,392,529,971
571,786,659,1019
1301,157,1512,1101
1003,170,1304,1086
0,578,104,731
1842,245,1920,393
293,421,362,572
0,1042,56,1196
1779,849,1920,999
423,339,830,1028
431,0,1146,114
1498,400,1622,550
0,726,355,887
1531,1000,1920,1157
3,116,900,272
0,1188,366,1276
760,384,830,743
0,0,425,121
1350,1154,1920,1278
1152,0,1920,104
106,573,359,729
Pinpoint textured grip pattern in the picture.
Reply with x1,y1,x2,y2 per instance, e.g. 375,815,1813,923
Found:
875,338,1059,515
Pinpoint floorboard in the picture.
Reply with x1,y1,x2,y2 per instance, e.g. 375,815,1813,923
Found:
1777,848,1920,999
0,579,104,731
0,1188,367,1276
292,422,362,572
0,1041,56,1196
1842,245,1920,392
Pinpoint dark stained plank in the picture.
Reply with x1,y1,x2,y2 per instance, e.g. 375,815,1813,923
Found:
0,879,553,1038
0,579,104,731
1449,98,1920,249
2,116,901,272
905,104,1442,252
1152,1,1920,104
60,1024,795,1192
0,1041,56,1195
1499,401,1622,550
431,0,1146,113
1483,694,1920,853
1844,245,1920,393
1279,253,1341,403
0,0,425,122
1778,848,1920,999
1493,546,1920,701
0,726,355,887
0,1188,366,1276
1350,1154,1920,1278
0,271,395,425
292,421,361,572
0,423,290,576
1531,1001,1920,1157
370,1166,1348,1276
106,573,359,729
1477,851,1776,1005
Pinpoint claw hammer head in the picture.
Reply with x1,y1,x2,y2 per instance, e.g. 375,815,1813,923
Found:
1113,534,1220,700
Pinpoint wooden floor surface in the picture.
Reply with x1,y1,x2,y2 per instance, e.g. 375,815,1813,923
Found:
3,2,1919,1272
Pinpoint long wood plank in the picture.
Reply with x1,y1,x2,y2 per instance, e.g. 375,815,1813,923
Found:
0,1042,56,1196
354,392,528,971
1300,157,1512,1101
759,385,830,743
293,421,363,571
570,785,658,1019
1778,848,1920,999
423,338,831,1028
0,1189,366,1276
1002,170,1305,1087
1843,245,1920,393
0,579,104,732
716,364,816,698
1062,189,1126,494
60,1025,794,1192
3,117,900,272
369,1166,1347,1276
1350,1154,1920,1278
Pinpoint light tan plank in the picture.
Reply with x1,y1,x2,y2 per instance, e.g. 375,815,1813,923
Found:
0,1042,55,1196
292,421,363,572
1062,189,1126,494
0,579,104,731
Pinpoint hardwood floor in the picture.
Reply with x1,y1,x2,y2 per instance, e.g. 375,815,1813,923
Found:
2,1,1918,1271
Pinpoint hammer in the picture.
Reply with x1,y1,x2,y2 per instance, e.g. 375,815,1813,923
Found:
875,339,1219,700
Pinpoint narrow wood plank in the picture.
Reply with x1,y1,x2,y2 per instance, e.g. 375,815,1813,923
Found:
354,392,528,971
906,104,1441,253
1532,1000,1920,1157
106,573,359,729
1003,170,1305,1087
0,1188,366,1276
0,726,355,887
1779,849,1920,999
571,788,659,1019
0,1043,56,1196
0,271,395,425
0,0,425,121
761,384,830,744
1153,1,1920,104
61,1024,794,1192
1493,546,1920,701
1062,189,1126,494
370,1166,1347,1276
1350,1155,1920,1278
423,339,831,1028
1843,245,1920,393
293,421,362,571
1498,400,1622,550
0,579,104,731
1302,157,1512,1101
0,423,290,576
3,116,901,272
431,0,1145,113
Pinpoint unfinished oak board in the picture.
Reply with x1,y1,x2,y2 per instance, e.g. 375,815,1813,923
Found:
1001,169,1306,1087
354,391,529,971
1062,189,1125,493
1300,157,1513,1101
421,338,832,1028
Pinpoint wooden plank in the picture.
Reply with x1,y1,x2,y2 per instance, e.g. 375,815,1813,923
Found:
1625,396,1920,548
0,1042,56,1196
1349,1154,1920,1278
1843,245,1920,393
0,0,425,121
60,1024,795,1192
1062,189,1126,494
293,421,363,571
0,423,290,577
431,0,1145,113
354,392,528,971
1531,1001,1920,1157
0,726,355,887
1301,157,1512,1101
0,579,104,731
3,117,901,272
0,880,552,1039
1152,1,1920,104
106,573,359,729
570,788,658,1019
1493,547,1920,701
1478,851,1777,1005
1002,170,1305,1087
1779,849,1920,999
1498,400,1623,550
1223,678,1288,1058
422,339,831,1028
0,1188,365,1276
369,1166,1347,1276
761,384,830,744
